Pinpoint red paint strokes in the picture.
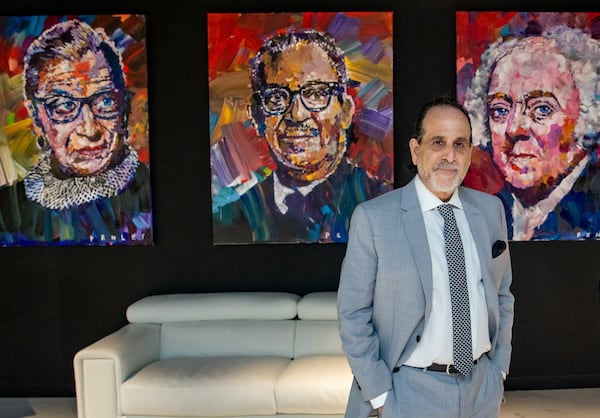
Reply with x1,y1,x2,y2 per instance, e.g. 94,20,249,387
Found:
456,11,518,68
463,147,505,194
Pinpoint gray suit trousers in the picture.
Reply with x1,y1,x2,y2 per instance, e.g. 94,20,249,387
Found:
382,355,504,418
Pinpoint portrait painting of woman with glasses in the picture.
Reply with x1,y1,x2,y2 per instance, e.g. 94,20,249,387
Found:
210,12,394,244
0,16,151,246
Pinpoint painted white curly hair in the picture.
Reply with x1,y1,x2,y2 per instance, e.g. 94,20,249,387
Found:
463,25,600,149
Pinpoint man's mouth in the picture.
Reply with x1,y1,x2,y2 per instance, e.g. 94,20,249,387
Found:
279,127,320,138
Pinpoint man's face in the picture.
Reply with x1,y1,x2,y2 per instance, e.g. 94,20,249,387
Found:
255,42,354,183
486,44,583,190
409,106,472,202
29,50,126,177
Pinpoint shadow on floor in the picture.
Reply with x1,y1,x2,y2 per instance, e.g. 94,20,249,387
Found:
0,398,35,418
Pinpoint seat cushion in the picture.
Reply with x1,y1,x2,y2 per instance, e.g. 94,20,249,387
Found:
120,356,290,416
275,355,352,414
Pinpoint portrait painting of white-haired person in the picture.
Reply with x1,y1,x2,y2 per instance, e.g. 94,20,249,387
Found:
461,22,600,241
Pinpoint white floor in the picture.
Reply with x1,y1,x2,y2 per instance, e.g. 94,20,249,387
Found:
1,388,599,418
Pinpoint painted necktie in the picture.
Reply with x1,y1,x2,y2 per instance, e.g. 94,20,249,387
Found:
438,204,473,376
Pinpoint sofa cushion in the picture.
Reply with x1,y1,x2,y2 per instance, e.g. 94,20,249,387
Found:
297,292,338,320
120,356,290,416
274,355,352,414
126,292,300,323
294,320,343,357
160,319,296,358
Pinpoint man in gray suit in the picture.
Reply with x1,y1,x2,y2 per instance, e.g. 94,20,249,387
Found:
338,96,514,418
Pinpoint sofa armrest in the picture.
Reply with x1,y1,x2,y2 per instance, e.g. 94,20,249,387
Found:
73,323,160,418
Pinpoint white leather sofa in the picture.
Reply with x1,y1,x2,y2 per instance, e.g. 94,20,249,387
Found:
73,291,352,418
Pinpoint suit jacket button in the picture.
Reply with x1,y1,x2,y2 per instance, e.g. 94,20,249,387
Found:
416,335,421,342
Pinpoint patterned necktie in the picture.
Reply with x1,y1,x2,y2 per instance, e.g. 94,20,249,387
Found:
438,204,473,376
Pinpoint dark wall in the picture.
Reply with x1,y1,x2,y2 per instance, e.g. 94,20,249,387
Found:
1,0,599,396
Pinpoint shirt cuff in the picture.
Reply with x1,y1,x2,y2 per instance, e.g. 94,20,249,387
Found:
502,372,507,380
370,391,388,409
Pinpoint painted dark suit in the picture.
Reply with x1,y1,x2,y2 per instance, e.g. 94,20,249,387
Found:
213,159,391,244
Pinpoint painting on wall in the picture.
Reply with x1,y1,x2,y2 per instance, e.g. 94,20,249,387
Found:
209,12,394,244
457,11,600,241
0,15,152,246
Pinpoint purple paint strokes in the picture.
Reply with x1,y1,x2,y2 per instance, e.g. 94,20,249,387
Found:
211,137,236,186
328,13,360,41
361,35,385,63
358,107,392,141
211,122,262,188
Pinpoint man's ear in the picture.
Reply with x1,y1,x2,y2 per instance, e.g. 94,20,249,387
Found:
340,94,355,129
409,137,420,165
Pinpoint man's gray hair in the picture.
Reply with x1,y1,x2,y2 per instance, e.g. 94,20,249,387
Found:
463,25,600,149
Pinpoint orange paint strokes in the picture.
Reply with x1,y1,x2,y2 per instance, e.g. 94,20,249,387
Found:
73,60,92,74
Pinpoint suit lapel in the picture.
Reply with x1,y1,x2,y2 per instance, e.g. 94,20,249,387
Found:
399,179,433,317
460,188,498,331
460,189,490,278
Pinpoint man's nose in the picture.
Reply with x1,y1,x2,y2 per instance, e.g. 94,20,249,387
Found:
505,109,530,141
286,94,311,121
442,144,458,161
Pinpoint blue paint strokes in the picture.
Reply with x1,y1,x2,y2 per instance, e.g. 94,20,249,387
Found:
209,111,219,136
357,77,388,109
239,186,272,241
211,178,241,213
337,39,362,57
109,28,136,52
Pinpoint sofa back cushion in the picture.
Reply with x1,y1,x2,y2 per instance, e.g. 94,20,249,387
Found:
126,292,300,323
297,292,338,320
160,319,296,358
294,320,343,357
294,292,343,357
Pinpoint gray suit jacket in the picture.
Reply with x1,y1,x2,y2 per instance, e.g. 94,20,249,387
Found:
337,177,514,417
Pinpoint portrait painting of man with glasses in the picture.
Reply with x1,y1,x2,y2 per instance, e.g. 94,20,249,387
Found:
0,16,151,246
210,13,393,244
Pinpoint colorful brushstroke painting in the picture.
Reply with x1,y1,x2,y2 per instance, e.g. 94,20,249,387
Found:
0,15,152,246
457,12,600,241
209,12,394,244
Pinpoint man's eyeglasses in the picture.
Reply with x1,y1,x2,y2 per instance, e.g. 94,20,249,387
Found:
258,82,342,115
34,89,125,124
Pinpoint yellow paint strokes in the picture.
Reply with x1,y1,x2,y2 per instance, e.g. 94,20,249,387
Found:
210,97,249,146
346,55,393,87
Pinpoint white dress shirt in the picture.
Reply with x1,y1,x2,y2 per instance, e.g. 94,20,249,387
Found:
370,176,491,409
